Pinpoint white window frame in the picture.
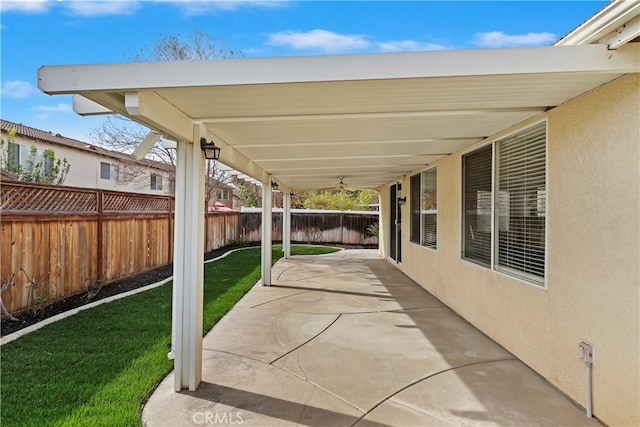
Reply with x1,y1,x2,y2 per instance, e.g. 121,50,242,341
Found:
461,120,548,288
150,173,163,190
100,161,119,181
409,165,438,251
216,189,229,200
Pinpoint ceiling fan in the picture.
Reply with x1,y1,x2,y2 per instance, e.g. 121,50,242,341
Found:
335,177,348,190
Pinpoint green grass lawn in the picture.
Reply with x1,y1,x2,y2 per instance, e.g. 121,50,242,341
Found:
0,245,338,427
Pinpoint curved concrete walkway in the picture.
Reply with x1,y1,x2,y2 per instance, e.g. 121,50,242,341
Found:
143,250,599,427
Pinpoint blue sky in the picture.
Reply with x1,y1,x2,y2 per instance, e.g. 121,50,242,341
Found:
1,0,607,143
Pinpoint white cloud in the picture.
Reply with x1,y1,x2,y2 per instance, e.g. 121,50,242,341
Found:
378,40,448,53
33,103,73,113
160,1,287,15
473,31,557,48
267,29,371,53
0,0,51,14
33,103,73,120
1,80,38,98
63,1,141,17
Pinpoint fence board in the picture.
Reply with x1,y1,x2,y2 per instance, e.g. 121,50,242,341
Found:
2,182,379,315
240,211,379,245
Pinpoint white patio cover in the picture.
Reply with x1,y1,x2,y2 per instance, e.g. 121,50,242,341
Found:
38,42,640,391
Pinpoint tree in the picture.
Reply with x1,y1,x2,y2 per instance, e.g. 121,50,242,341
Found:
302,190,360,211
90,29,241,199
129,29,241,62
1,129,70,185
300,189,379,211
233,177,261,208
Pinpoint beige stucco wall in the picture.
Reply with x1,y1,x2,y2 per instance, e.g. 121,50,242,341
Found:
386,74,639,426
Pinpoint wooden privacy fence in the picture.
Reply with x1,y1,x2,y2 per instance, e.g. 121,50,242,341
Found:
240,210,379,245
0,182,240,315
1,182,378,315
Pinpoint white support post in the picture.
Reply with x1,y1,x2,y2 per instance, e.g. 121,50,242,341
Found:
261,179,273,286
171,124,206,392
283,192,291,259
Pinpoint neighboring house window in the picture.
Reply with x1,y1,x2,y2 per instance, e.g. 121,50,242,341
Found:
100,161,119,181
462,122,546,285
216,189,229,200
7,143,38,168
410,166,438,249
7,141,21,166
150,173,163,190
43,153,54,175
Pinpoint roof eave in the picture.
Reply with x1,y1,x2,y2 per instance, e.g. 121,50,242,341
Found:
555,1,640,46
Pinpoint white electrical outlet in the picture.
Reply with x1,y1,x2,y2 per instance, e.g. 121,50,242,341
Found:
579,342,594,364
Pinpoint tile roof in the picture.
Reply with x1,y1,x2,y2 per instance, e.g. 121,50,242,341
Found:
0,119,174,173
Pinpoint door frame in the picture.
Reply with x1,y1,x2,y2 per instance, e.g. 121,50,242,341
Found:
389,182,402,263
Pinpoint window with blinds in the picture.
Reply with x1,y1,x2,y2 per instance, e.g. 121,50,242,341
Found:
496,122,546,284
410,173,421,244
410,167,437,249
463,145,493,267
421,167,437,249
462,122,547,286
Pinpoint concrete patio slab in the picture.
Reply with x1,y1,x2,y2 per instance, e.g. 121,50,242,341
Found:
273,308,514,411
144,352,366,427
360,360,602,427
143,249,599,427
202,306,339,363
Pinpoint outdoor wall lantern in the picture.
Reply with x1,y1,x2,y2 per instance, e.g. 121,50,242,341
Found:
398,196,407,205
200,137,221,160
271,181,279,191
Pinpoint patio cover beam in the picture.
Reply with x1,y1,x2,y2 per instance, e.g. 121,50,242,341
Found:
38,45,639,93
283,192,291,259
261,179,273,286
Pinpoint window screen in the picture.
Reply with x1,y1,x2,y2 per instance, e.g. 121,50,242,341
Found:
463,145,492,266
410,173,421,244
496,122,546,283
151,174,163,190
410,168,437,249
421,168,437,249
100,162,110,180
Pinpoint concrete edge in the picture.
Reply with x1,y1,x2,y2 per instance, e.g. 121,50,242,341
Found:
1,245,348,346
1,246,260,346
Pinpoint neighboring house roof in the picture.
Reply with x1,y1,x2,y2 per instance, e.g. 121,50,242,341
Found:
0,119,174,173
209,201,234,212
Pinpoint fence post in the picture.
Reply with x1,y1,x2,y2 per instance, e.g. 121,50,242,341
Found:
204,204,209,253
223,213,227,246
97,190,104,281
168,196,173,264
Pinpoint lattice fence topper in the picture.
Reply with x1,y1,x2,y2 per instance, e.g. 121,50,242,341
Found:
0,183,97,213
103,192,170,212
0,182,172,214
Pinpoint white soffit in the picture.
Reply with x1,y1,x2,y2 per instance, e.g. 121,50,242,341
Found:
39,44,640,191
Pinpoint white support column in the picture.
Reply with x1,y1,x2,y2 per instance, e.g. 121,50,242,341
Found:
261,179,273,286
171,124,206,391
283,192,291,259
